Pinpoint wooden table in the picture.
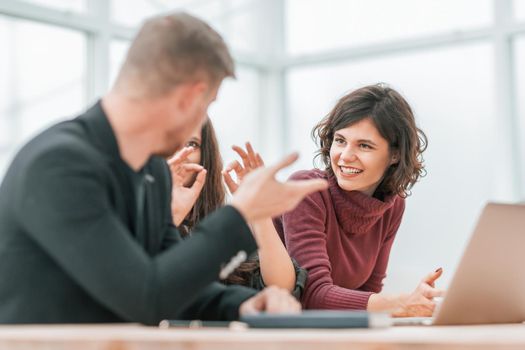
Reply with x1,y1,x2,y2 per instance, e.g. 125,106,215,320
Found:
0,323,524,350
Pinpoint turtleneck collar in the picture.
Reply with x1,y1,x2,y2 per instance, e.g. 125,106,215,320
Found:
326,171,397,235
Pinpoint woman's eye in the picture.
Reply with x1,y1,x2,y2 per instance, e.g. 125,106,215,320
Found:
186,141,201,148
334,138,345,145
359,143,372,149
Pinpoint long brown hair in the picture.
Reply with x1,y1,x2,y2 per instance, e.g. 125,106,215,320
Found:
179,118,225,236
312,83,427,198
178,118,259,286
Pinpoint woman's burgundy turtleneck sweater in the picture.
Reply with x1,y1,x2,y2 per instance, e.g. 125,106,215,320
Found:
273,169,405,310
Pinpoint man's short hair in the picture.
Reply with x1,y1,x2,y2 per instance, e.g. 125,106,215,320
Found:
116,12,235,96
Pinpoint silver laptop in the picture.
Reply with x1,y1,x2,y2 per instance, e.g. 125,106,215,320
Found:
394,202,525,326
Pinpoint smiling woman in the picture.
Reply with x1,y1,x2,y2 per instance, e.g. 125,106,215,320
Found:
273,84,444,317
329,119,396,196
314,84,426,199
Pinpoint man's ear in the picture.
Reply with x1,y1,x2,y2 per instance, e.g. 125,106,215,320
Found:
176,81,208,112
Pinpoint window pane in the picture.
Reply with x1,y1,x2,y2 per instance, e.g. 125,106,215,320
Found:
208,66,260,165
211,0,273,54
111,0,223,28
109,40,130,88
111,0,159,27
21,0,85,12
110,0,264,54
0,16,85,178
287,43,496,292
516,0,525,20
286,0,492,55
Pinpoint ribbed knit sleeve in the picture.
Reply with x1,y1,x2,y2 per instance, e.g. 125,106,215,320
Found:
282,190,373,310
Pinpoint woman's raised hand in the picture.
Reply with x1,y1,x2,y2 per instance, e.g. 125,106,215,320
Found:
223,142,264,194
167,147,207,226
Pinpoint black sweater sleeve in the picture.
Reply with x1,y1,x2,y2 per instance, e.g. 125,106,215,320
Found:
15,147,257,325
177,283,257,321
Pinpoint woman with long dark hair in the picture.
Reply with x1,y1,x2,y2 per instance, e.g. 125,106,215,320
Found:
170,118,225,237
169,118,306,298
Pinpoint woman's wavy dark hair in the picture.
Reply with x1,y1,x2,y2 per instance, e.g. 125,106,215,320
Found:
312,83,427,198
178,118,259,286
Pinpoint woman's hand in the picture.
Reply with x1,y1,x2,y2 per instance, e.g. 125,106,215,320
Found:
223,142,264,194
167,147,207,226
392,268,446,317
368,268,446,317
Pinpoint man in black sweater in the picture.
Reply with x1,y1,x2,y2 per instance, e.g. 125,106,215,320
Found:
0,13,327,325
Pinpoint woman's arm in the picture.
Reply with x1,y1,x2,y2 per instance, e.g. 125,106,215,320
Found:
251,219,296,292
224,142,297,292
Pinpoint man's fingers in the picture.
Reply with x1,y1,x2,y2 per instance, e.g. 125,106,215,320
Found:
268,153,300,177
240,287,302,315
286,295,301,313
239,300,259,316
260,287,301,314
266,179,328,214
240,292,266,315
264,293,281,313
287,179,329,198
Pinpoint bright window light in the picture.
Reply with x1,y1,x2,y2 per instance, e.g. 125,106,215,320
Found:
286,0,492,55
0,15,85,176
20,0,85,12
